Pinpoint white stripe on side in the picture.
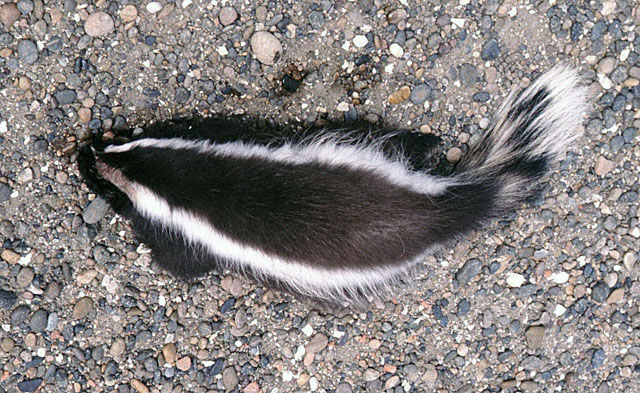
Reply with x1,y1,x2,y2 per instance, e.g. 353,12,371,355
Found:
128,180,415,300
105,136,453,196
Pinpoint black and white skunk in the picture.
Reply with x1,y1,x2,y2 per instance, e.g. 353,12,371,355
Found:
78,65,588,303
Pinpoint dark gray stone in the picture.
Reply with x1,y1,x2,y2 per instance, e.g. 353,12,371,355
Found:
82,197,109,224
459,63,478,87
473,92,490,102
0,183,11,202
309,11,325,28
29,309,48,333
55,89,76,105
591,281,610,303
0,289,17,309
17,379,43,392
410,84,430,105
591,348,605,368
481,39,500,61
175,87,190,104
10,305,30,326
456,259,482,285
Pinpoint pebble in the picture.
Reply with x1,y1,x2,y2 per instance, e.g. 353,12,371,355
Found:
84,12,114,37
481,39,501,61
389,43,404,58
16,266,34,287
1,249,20,264
306,333,328,353
0,289,17,309
29,309,47,333
82,197,110,224
162,343,177,364
592,348,605,368
78,107,92,123
243,382,260,393
549,271,569,284
119,5,138,22
410,84,430,105
596,57,616,75
308,11,325,28
218,6,237,26
446,147,462,163
17,40,38,64
595,156,614,175
17,379,43,392
363,368,380,381
130,379,149,393
352,35,368,48
456,258,482,284
506,273,525,287
388,86,411,104
72,296,94,319
176,356,191,371
0,183,11,203
55,89,77,105
606,288,624,304
336,382,353,393
250,32,282,65
76,269,98,285
591,281,610,303
0,3,20,28
146,2,162,14
222,367,238,390
472,92,491,103
525,326,545,349
10,305,30,326
459,63,478,87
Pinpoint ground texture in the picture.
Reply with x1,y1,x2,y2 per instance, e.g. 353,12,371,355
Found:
0,0,639,392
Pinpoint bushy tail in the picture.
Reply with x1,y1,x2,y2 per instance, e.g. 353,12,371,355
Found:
451,65,589,219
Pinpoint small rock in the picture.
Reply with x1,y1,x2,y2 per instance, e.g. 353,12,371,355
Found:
76,269,98,285
389,43,404,58
78,107,92,123
363,368,380,382
456,259,482,284
520,381,540,392
423,364,438,382
120,5,138,22
222,367,238,390
595,156,614,175
17,40,38,64
55,89,76,105
146,2,162,13
306,333,328,353
606,288,624,304
388,86,411,104
82,197,110,224
17,168,33,184
0,3,20,29
591,348,605,368
250,31,282,65
410,84,430,105
17,379,43,393
506,273,525,287
623,252,636,270
525,325,545,349
596,57,616,75
336,382,353,393
84,12,114,37
176,356,191,371
18,76,31,90
130,379,149,393
218,6,237,26
162,343,177,364
1,249,20,263
459,63,478,87
72,296,94,319
481,39,500,61
446,147,462,163
243,382,260,393
308,10,325,28
352,35,368,48
10,305,30,326
29,309,47,333
0,289,17,309
591,281,610,303
46,312,58,331
549,271,569,284
16,266,34,287
386,8,407,24
0,183,12,203
110,337,125,357
472,92,490,102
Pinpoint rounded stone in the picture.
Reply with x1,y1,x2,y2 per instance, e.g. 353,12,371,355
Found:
218,6,237,26
72,296,94,319
0,3,20,28
119,5,138,22
250,31,283,65
29,309,47,333
410,84,430,105
55,89,76,105
84,12,114,37
10,305,30,326
446,147,462,163
17,40,38,64
481,38,501,61
0,289,17,309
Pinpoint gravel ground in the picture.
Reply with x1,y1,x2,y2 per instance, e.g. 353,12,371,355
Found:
0,0,639,392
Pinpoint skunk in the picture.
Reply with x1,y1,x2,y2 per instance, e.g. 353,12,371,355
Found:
78,65,588,303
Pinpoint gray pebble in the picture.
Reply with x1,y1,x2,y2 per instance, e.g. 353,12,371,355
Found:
175,87,190,104
473,92,490,102
17,40,38,64
55,89,77,105
82,197,109,224
17,379,43,392
591,348,605,368
481,39,500,61
10,305,31,326
456,259,482,285
309,11,325,28
591,281,610,303
29,309,48,333
459,63,478,87
603,216,617,232
410,84,430,105
0,183,11,202
218,6,237,26
250,31,283,65
0,289,17,309
336,382,353,393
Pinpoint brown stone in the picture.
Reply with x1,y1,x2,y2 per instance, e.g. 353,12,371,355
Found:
388,86,411,104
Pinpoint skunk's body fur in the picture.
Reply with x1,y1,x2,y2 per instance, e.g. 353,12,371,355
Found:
79,66,588,303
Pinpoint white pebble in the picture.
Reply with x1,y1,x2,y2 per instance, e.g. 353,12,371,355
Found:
549,271,569,284
301,324,313,336
146,2,162,13
336,102,350,112
309,376,318,391
451,18,465,28
0,120,7,133
352,35,368,48
597,73,613,90
554,304,566,316
389,43,404,58
506,273,525,288
282,370,293,382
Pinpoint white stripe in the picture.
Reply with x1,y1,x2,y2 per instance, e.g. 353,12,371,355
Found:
105,135,453,196
128,181,417,300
